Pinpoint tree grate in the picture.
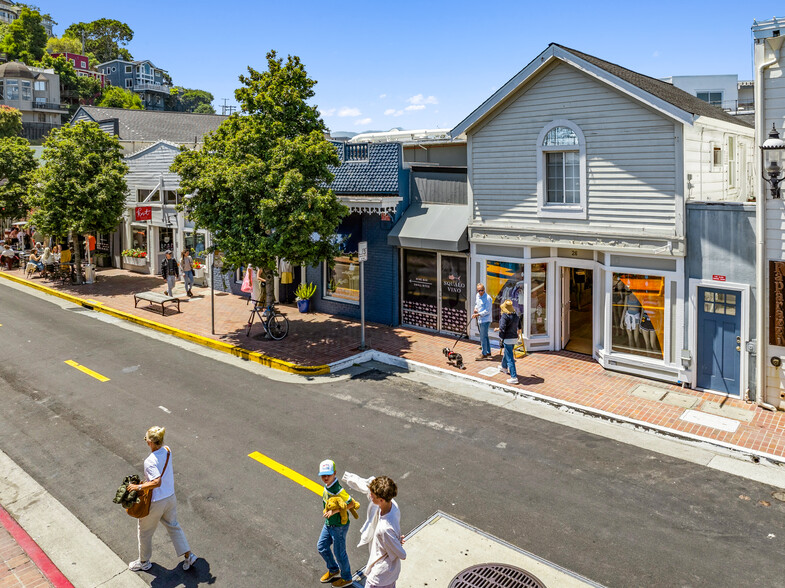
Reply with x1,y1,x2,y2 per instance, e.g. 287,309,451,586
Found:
449,563,546,588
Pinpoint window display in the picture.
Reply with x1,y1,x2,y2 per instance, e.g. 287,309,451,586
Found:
130,224,147,252
486,261,525,328
440,256,468,333
402,250,438,330
530,263,548,336
159,227,174,252
184,232,206,260
611,273,664,359
326,257,360,302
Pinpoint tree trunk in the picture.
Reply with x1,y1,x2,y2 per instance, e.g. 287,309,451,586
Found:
73,234,83,285
264,268,275,307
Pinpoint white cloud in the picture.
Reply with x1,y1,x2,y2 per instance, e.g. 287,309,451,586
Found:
320,108,336,117
406,94,438,105
355,117,372,126
652,51,660,58
379,94,387,99
384,108,404,117
338,107,362,117
405,104,425,111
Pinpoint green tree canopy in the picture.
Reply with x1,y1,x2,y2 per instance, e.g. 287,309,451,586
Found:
35,54,102,113
0,105,23,138
173,87,215,114
45,35,82,55
64,19,133,64
0,7,47,64
0,136,36,223
26,121,128,282
98,85,143,110
172,51,346,302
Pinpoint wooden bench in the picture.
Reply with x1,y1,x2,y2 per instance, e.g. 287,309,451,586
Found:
133,292,181,315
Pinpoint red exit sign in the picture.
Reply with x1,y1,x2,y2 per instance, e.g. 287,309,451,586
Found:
712,275,726,282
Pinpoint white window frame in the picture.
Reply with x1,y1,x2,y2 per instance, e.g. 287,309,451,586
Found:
711,143,722,171
536,119,588,220
125,65,132,74
696,90,723,107
322,259,361,306
727,136,736,189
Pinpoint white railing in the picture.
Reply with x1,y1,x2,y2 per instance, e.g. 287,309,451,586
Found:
133,82,170,93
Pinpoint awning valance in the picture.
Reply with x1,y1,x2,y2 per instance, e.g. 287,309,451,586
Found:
387,203,469,251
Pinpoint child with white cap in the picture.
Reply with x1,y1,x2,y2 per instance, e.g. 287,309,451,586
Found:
317,459,358,587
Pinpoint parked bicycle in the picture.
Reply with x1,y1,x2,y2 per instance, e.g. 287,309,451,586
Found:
246,300,290,340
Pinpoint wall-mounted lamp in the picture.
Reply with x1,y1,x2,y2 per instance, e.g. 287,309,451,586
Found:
761,123,785,198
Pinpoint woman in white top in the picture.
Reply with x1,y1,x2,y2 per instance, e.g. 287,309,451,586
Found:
126,426,197,572
364,476,406,588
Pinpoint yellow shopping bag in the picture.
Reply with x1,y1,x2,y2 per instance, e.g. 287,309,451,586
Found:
513,335,527,358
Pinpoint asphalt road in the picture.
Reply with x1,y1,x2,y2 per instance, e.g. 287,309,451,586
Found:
0,280,784,587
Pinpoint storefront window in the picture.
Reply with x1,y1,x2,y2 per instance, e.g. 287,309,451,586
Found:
159,227,174,252
486,260,525,327
402,250,438,330
325,214,361,303
130,224,147,252
530,263,548,336
184,231,206,260
440,256,467,333
612,273,664,360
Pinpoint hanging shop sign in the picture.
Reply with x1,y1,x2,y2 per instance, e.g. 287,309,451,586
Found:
135,206,152,221
770,261,785,346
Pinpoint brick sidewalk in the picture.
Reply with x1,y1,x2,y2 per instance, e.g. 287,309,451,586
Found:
0,525,52,588
4,266,785,460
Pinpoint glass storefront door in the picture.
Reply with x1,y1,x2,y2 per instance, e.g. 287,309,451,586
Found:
401,250,468,334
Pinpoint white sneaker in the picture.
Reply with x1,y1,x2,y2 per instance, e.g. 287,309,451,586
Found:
183,553,197,570
506,377,518,384
128,559,151,572
498,366,509,374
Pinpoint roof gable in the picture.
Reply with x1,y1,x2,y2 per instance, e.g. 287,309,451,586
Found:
451,44,752,137
125,140,181,160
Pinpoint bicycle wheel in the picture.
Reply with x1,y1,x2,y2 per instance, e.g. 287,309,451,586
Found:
266,313,289,340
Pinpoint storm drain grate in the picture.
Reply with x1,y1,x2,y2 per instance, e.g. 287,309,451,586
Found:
449,563,546,588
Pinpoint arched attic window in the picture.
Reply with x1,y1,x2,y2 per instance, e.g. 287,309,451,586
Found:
536,120,587,219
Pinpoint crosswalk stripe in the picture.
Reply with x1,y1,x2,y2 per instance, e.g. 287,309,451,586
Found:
248,451,322,495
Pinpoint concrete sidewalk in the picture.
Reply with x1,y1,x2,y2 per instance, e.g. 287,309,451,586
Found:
3,265,785,462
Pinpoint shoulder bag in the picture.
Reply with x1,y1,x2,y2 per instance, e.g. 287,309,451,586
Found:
127,447,170,519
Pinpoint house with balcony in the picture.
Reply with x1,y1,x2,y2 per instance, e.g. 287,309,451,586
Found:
0,61,64,141
451,43,755,395
51,52,105,86
662,74,755,120
0,0,53,36
97,59,170,111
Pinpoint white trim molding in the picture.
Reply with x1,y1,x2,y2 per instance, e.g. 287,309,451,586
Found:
337,195,401,215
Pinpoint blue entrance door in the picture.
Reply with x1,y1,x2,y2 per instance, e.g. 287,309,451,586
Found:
696,288,741,395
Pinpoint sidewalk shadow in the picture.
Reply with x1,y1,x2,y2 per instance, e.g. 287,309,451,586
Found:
148,559,217,587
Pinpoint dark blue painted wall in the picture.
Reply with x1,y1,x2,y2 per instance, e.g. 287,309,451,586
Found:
308,213,400,326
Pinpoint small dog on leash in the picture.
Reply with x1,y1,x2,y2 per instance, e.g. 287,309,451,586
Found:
442,347,464,369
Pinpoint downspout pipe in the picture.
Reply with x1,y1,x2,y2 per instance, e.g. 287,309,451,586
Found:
756,42,780,412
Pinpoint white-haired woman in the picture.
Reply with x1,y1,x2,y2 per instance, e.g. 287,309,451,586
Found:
126,426,197,572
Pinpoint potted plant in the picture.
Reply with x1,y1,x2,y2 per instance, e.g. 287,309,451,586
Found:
121,248,148,266
295,282,317,313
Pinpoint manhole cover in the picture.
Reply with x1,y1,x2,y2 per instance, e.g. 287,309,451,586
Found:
449,563,546,588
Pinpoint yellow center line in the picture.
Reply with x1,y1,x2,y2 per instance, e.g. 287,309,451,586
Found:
248,451,322,495
64,360,110,382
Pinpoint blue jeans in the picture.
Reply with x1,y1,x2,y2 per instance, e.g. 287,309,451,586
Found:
501,341,517,379
479,321,491,355
317,523,351,581
166,275,176,297
183,270,194,291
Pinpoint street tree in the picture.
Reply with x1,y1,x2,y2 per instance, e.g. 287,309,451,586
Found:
0,105,22,138
172,51,346,303
0,7,47,64
0,136,36,224
26,121,128,283
98,86,143,110
64,19,133,64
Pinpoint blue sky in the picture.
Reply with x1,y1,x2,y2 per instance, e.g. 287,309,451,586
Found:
49,1,778,133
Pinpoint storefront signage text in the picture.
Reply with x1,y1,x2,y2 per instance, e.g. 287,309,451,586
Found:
135,206,152,221
770,261,785,346
712,275,726,282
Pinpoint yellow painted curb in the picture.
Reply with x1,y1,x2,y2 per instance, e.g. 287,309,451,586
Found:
0,271,330,376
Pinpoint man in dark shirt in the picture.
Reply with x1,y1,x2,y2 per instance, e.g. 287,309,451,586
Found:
160,251,179,297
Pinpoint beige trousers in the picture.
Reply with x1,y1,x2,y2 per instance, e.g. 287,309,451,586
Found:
137,493,190,561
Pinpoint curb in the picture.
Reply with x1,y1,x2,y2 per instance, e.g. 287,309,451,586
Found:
0,506,74,588
0,271,329,376
332,349,785,467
